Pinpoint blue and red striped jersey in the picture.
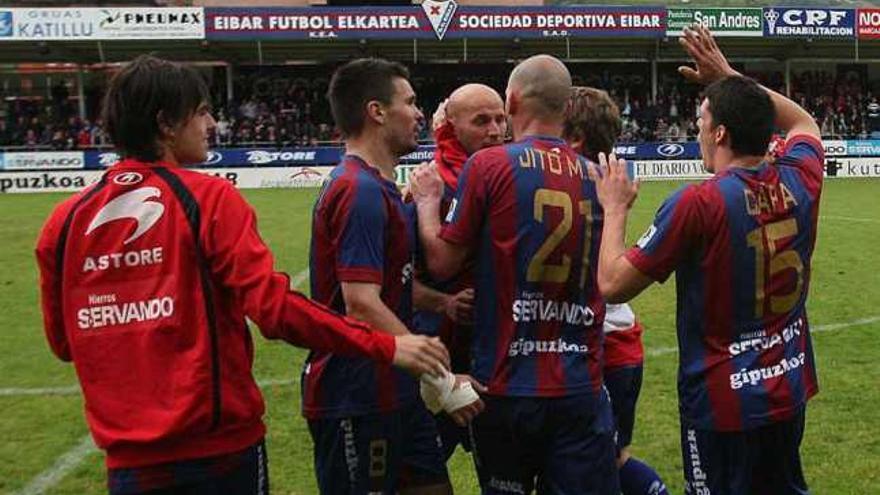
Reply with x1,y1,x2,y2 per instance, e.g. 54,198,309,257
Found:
440,136,606,399
412,182,475,372
302,155,417,419
626,135,823,431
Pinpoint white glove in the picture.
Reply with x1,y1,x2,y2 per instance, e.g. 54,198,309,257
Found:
420,372,480,414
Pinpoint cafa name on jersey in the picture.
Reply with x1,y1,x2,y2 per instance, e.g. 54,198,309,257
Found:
517,148,589,179
743,182,798,217
82,246,163,272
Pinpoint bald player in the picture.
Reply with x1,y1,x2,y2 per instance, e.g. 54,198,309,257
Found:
411,56,618,494
413,83,506,460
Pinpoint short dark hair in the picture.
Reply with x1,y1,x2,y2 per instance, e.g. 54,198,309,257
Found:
102,55,210,162
327,58,410,138
564,86,621,163
703,76,775,157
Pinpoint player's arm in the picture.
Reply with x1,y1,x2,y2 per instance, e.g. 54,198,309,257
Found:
35,208,72,362
413,280,474,324
677,24,819,141
588,155,654,303
413,279,449,312
341,282,410,336
591,154,702,303
205,182,449,376
409,163,470,280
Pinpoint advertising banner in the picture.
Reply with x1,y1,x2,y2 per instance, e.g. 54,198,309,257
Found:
763,8,855,38
0,7,204,41
667,8,763,37
824,157,880,178
206,5,665,41
2,151,84,170
632,159,712,181
0,167,334,194
858,8,880,39
613,142,702,160
844,140,880,156
85,146,437,170
823,140,847,156
0,170,101,193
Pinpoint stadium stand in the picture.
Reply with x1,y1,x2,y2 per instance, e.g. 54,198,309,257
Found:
4,66,880,150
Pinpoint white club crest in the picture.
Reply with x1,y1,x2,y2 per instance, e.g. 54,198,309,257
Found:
422,0,458,41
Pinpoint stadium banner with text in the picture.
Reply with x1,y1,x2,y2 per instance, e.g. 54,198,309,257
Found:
632,159,712,181
1,151,84,171
763,8,855,38
844,140,880,156
823,140,847,156
858,8,880,39
205,5,666,41
823,157,880,178
613,141,702,160
0,7,204,41
667,8,763,37
84,143,699,169
0,166,333,194
84,147,436,169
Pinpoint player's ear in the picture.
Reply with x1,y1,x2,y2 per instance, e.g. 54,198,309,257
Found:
714,124,727,147
568,134,584,155
156,110,175,140
366,99,385,126
505,88,518,117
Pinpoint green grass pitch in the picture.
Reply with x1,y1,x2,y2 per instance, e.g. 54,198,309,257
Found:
0,179,878,494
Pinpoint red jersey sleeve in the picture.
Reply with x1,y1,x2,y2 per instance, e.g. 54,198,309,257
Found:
440,153,490,246
35,196,78,362
625,184,703,283
776,134,824,199
204,182,395,363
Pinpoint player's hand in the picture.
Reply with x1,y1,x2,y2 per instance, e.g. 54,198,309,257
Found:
432,98,449,131
409,162,444,205
444,288,474,324
392,334,450,377
588,152,639,215
677,24,740,86
448,374,487,426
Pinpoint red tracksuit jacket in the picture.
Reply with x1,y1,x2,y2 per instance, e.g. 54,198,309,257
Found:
35,159,396,468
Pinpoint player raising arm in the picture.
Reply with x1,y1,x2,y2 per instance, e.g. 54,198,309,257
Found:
590,25,822,495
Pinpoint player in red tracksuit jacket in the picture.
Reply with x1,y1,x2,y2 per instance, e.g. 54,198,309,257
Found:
34,55,449,495
412,83,507,460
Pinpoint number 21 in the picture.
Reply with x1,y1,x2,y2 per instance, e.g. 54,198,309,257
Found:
526,189,593,289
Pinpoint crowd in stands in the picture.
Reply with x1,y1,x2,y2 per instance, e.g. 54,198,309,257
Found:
3,67,880,150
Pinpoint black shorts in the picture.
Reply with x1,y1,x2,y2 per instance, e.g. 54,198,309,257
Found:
470,393,619,495
681,407,809,495
108,439,268,495
308,401,449,494
604,364,643,449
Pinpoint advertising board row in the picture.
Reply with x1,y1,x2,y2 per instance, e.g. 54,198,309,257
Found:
3,6,880,41
3,139,880,172
2,157,876,194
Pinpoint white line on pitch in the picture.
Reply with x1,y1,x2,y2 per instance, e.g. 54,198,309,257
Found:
14,434,98,495
645,315,880,358
5,316,878,396
0,377,298,398
819,215,880,224
10,377,300,495
291,267,309,290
